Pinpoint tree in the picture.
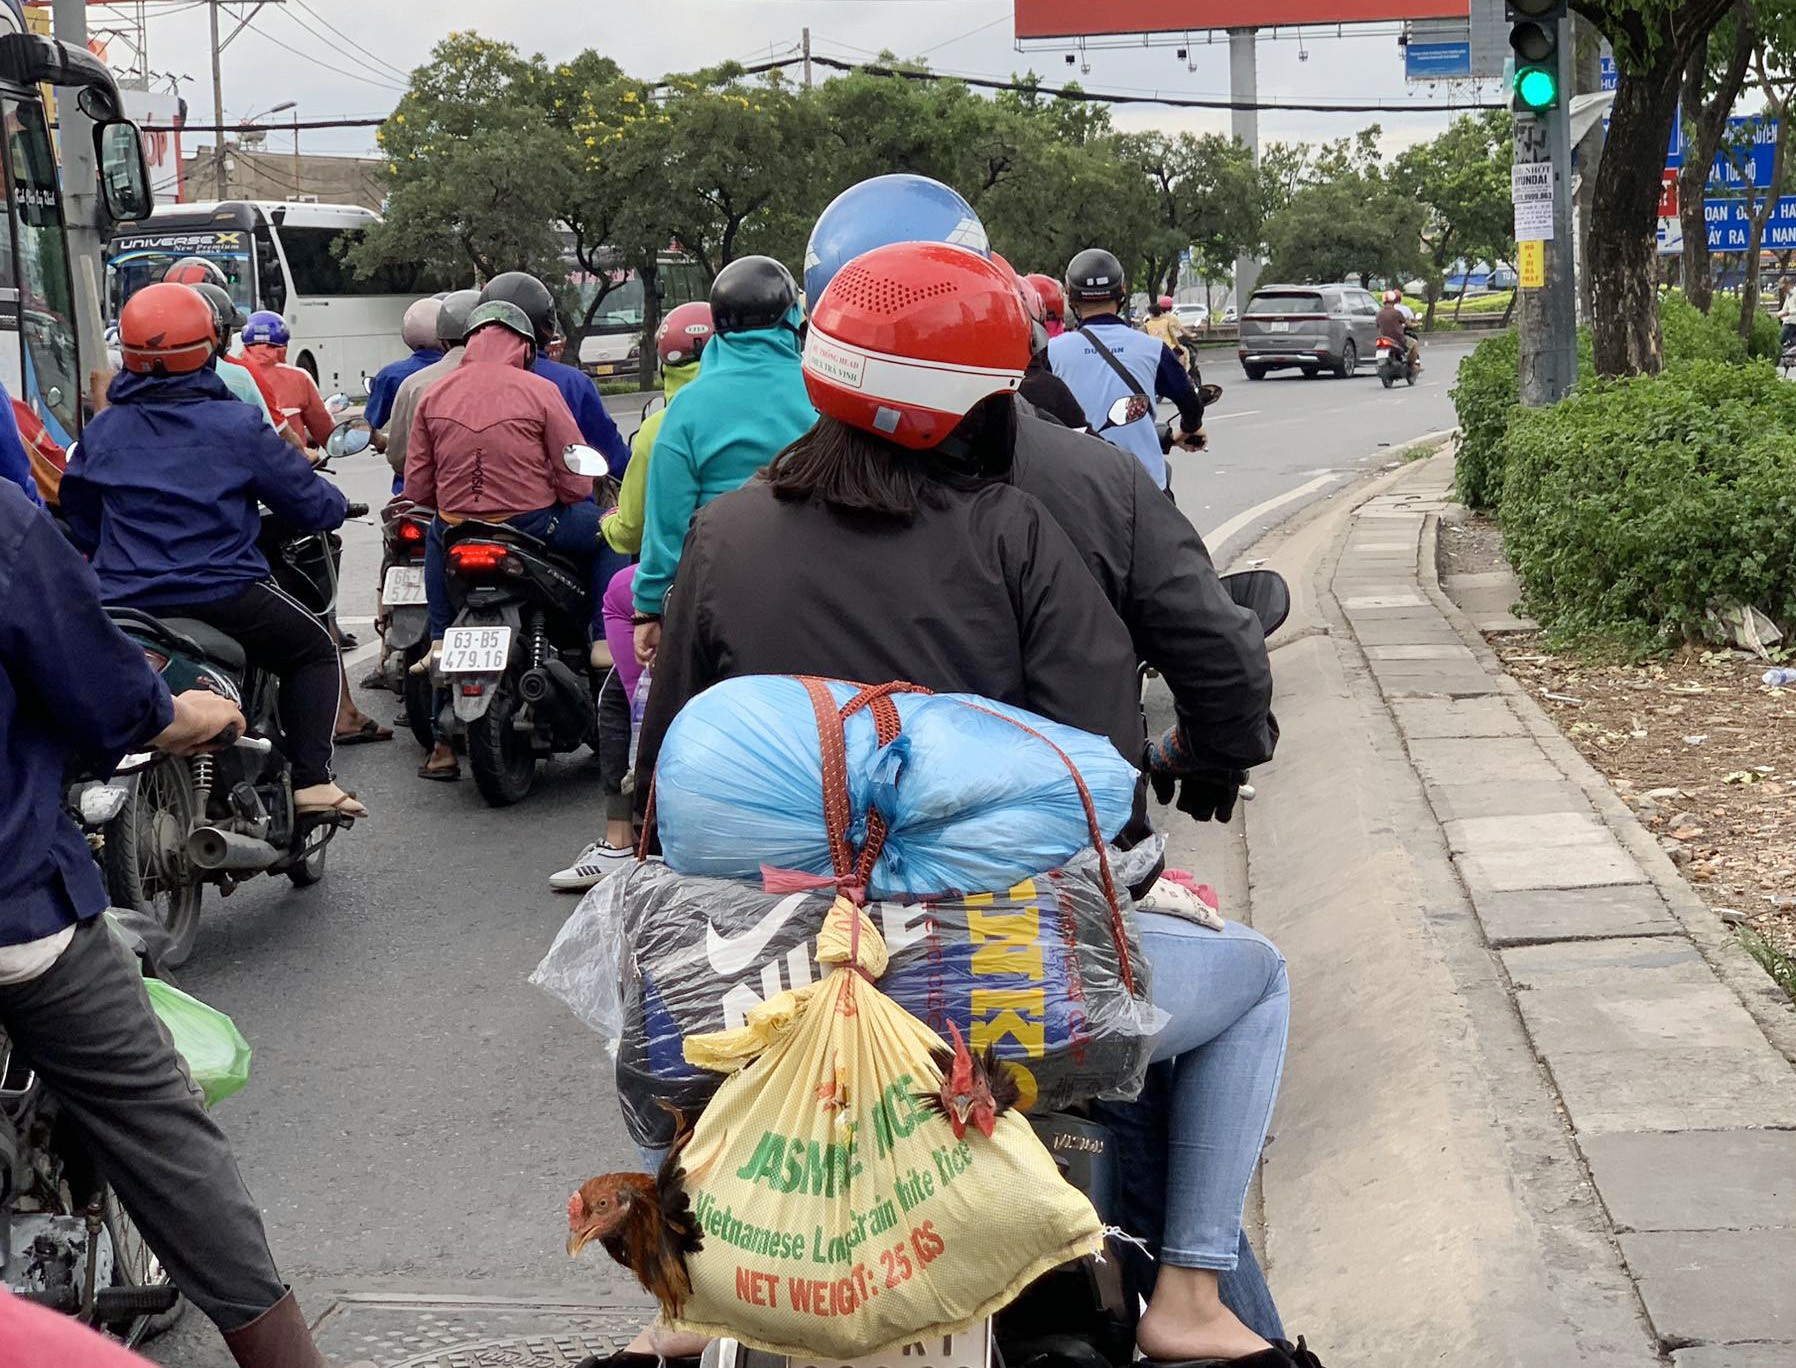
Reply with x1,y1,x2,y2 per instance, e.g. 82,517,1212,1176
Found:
1679,6,1757,312
1115,132,1261,297
1574,0,1743,375
1394,111,1515,326
1263,174,1424,286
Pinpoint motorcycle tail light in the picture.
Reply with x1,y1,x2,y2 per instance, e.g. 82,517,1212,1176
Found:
143,648,169,672
398,520,426,544
447,541,508,573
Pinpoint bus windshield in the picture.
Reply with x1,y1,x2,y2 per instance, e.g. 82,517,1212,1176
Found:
105,228,256,319
574,256,706,334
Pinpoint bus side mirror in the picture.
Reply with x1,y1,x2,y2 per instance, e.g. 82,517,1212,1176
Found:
94,120,153,224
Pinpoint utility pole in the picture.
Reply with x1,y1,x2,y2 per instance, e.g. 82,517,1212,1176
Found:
1509,0,1577,406
802,27,813,91
210,0,227,199
1228,29,1261,317
292,105,301,193
52,0,108,388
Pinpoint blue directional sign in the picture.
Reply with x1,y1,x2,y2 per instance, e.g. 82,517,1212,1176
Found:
1406,41,1472,80
1705,196,1796,251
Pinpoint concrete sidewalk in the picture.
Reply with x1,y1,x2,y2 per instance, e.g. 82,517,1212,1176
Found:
1245,452,1796,1367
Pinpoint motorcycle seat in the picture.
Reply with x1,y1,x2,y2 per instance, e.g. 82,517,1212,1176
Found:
159,618,248,672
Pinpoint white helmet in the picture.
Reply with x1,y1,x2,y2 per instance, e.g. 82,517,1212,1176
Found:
401,298,442,351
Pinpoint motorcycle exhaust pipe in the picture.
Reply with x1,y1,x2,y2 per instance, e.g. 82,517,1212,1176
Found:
186,826,282,873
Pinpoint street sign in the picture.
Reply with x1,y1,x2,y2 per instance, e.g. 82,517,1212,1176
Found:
1705,195,1796,251
1600,54,1617,91
1659,169,1679,219
1406,39,1472,78
1512,163,1555,239
1518,240,1545,289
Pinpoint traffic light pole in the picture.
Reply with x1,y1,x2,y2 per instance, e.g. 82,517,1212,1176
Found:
1514,17,1578,406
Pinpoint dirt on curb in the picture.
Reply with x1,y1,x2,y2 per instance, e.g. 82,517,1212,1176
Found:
1436,515,1796,969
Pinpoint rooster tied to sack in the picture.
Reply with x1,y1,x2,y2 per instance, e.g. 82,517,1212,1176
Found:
917,1020,1022,1140
567,1125,704,1320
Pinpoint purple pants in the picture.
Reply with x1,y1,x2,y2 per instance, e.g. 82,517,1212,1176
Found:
601,565,642,701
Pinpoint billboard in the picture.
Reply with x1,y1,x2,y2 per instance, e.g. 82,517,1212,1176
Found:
1015,1,1468,39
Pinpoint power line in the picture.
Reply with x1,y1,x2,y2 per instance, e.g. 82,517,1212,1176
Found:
258,6,410,91
289,0,409,81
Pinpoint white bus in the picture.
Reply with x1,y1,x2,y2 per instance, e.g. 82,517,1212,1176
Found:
103,200,459,397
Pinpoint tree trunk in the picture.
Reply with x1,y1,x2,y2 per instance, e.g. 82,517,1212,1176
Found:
637,258,661,393
1575,17,1605,324
1741,90,1791,346
1678,5,1754,314
1589,59,1685,375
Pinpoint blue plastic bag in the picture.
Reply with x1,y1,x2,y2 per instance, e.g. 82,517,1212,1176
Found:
653,676,1137,896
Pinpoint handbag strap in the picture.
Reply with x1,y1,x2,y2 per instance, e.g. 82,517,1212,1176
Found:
1079,324,1151,403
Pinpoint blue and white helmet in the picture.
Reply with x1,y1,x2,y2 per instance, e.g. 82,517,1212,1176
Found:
803,174,990,305
241,310,290,347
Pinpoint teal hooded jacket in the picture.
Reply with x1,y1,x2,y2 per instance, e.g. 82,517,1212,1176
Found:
634,307,817,616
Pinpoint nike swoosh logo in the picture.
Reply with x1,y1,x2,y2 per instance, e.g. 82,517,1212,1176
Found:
705,894,812,976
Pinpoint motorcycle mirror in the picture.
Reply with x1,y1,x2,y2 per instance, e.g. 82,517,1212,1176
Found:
324,419,373,460
1106,396,1138,429
1220,569,1292,638
563,443,610,477
324,392,352,415
1199,383,1224,408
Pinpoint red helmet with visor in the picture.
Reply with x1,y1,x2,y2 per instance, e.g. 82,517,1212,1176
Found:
119,282,220,375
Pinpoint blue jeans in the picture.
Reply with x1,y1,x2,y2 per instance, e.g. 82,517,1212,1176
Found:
426,502,618,641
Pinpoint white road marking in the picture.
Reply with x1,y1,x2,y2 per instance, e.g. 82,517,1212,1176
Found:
1201,471,1343,554
1205,409,1262,421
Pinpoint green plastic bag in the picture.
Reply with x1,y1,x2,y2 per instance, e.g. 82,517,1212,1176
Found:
144,977,252,1107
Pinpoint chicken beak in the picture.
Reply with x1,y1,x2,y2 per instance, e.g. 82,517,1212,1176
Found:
949,1095,973,1125
567,1226,596,1258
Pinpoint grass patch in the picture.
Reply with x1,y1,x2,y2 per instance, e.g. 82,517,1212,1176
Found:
1741,928,1796,1002
597,378,660,396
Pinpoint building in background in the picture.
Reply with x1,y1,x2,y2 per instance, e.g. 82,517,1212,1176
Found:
178,144,384,211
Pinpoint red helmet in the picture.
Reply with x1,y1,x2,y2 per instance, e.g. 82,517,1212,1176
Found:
119,281,219,375
656,301,715,367
1026,273,1066,323
161,256,228,289
1157,295,1176,312
804,241,1031,452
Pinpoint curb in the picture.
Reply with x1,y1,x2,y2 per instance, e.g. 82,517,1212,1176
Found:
1415,502,1796,1070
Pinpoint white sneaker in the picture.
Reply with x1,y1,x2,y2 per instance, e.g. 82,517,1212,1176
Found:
548,840,635,892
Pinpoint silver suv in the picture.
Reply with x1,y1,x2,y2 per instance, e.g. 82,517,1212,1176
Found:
1237,283,1381,380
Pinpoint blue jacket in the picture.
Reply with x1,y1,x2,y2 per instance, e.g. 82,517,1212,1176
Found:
634,311,817,616
366,347,442,429
0,381,41,506
531,355,630,478
61,368,348,610
0,481,173,946
1047,317,1204,488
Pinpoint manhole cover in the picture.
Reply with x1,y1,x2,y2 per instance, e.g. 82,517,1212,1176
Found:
311,1293,653,1368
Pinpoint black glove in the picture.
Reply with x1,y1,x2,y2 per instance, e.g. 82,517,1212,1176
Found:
1145,724,1247,824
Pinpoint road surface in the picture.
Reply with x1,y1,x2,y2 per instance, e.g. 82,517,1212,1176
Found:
142,336,1478,1366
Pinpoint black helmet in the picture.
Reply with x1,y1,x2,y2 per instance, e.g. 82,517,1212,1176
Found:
437,288,483,347
187,281,245,342
463,299,538,361
1065,248,1127,304
479,271,558,346
710,256,800,336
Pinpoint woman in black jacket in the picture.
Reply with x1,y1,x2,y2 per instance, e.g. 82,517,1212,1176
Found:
631,242,1311,1368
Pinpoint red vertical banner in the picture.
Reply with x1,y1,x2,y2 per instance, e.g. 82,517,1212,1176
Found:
1658,170,1679,220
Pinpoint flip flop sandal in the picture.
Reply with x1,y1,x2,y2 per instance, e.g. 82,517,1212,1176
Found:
417,762,461,783
335,719,394,746
295,790,369,819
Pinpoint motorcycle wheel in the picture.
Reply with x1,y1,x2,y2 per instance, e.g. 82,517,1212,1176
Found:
1406,368,1419,387
103,1193,185,1346
402,641,436,751
1380,368,1395,389
287,822,329,888
468,680,539,807
102,760,203,969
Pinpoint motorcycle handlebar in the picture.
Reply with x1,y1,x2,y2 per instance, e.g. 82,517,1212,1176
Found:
344,502,371,519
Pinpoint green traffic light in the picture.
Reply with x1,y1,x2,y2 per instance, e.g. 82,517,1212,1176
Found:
1515,65,1559,111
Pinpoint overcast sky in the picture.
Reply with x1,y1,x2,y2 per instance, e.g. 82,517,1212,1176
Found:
108,1,1505,162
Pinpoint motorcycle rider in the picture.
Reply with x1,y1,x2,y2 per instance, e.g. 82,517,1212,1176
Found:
633,241,1313,1368
240,310,335,450
478,272,631,476
1143,294,1188,368
1049,249,1206,494
59,282,364,821
997,255,1089,431
402,299,597,781
364,297,444,432
382,288,483,479
0,476,371,1368
782,173,1282,1336
1027,272,1069,338
158,258,300,449
630,256,816,666
1375,289,1420,372
547,302,715,891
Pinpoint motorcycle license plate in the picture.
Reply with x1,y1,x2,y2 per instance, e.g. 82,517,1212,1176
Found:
1378,348,1395,360
382,566,428,607
1269,320,1290,333
789,1323,990,1368
440,625,512,674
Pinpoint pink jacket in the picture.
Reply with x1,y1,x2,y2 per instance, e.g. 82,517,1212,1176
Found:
403,328,591,518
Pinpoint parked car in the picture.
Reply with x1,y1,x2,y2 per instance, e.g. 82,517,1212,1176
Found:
1174,302,1210,330
1487,267,1519,292
1236,283,1381,380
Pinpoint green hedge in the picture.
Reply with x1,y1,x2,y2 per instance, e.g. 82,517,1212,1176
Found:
1500,361,1796,650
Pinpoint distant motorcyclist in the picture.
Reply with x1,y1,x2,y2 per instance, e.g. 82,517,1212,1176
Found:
160,257,299,448
478,271,631,476
1376,289,1420,371
60,282,362,820
1028,272,1069,338
631,256,816,666
382,288,482,480
0,472,372,1368
239,310,334,449
365,297,444,431
1049,249,1206,493
1006,260,1090,430
1143,295,1188,367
